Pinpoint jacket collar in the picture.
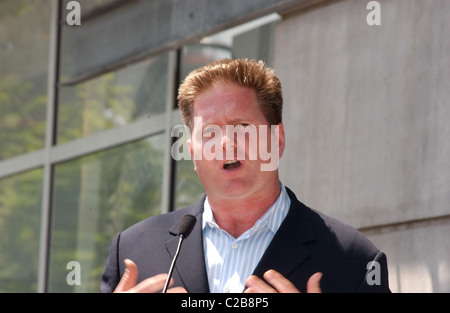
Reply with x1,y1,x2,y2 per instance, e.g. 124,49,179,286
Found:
251,187,316,279
165,195,210,293
165,187,316,292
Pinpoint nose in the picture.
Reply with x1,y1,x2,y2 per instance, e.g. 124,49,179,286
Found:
221,131,235,149
220,128,237,159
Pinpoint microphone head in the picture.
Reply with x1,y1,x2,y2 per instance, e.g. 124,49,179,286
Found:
178,214,196,239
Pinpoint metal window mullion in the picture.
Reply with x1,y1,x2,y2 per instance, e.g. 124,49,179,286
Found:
160,50,178,214
0,150,45,180
37,0,60,293
48,115,166,165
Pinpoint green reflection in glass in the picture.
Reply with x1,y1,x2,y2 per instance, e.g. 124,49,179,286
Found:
57,55,168,144
172,132,205,210
174,159,205,210
0,0,50,160
0,168,43,292
48,135,164,292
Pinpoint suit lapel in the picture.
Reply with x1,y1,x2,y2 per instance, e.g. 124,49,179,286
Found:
252,188,316,279
163,188,316,292
165,197,210,293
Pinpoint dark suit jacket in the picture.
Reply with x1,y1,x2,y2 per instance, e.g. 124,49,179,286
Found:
100,188,390,293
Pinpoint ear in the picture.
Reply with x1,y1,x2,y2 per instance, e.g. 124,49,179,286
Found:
187,138,197,171
277,123,286,159
187,138,192,158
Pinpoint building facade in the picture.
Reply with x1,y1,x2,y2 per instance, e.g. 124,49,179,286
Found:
0,0,448,292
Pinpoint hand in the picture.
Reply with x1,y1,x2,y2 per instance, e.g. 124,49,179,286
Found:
114,259,187,293
244,270,322,293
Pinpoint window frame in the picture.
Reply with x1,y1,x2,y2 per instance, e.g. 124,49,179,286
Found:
0,0,279,292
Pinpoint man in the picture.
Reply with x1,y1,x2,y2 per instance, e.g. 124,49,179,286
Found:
100,59,390,293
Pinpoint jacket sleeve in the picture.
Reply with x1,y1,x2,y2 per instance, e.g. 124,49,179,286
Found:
358,250,391,293
100,233,122,293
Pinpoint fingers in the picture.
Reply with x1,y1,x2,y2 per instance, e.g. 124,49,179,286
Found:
114,258,138,292
244,275,277,293
167,287,189,293
245,270,299,293
245,270,322,293
306,272,323,293
263,270,300,293
128,273,171,293
128,275,187,293
114,259,188,293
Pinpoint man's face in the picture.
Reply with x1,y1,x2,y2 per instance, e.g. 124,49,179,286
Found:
187,82,285,202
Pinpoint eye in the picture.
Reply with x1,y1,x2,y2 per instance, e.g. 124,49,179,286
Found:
203,125,220,136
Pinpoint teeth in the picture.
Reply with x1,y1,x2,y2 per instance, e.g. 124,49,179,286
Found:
224,160,239,165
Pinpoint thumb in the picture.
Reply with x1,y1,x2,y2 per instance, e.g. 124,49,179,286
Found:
114,259,138,292
306,272,322,293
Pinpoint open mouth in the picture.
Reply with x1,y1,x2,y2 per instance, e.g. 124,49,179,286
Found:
223,160,241,170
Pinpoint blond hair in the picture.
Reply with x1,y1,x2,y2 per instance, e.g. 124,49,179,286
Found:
177,58,283,128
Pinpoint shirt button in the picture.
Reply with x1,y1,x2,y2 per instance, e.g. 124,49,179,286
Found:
223,287,230,293
231,242,238,249
207,222,214,229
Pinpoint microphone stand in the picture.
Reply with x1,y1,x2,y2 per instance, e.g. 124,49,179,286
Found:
162,234,185,293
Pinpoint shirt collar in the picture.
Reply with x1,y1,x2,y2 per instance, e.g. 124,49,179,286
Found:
202,182,291,235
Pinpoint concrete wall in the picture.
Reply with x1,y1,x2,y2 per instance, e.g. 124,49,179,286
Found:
275,0,450,292
61,0,314,83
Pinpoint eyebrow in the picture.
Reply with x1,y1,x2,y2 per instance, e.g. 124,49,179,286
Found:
199,119,251,128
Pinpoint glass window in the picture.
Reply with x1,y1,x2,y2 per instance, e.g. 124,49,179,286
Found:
57,54,169,144
0,0,50,160
172,128,205,210
178,13,278,81
173,15,279,210
178,43,233,85
48,134,165,292
0,168,43,292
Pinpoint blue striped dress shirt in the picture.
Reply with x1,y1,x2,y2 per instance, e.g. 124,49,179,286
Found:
202,182,291,293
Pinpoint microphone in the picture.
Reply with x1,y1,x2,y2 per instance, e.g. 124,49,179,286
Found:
162,214,196,293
